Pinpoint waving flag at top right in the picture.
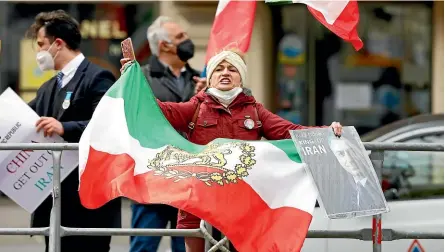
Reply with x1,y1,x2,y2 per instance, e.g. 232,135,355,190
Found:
267,0,363,51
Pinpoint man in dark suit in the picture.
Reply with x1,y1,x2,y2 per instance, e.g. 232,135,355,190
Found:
27,10,121,252
120,16,205,252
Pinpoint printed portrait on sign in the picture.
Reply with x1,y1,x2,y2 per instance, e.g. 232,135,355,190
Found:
290,127,389,219
329,137,368,187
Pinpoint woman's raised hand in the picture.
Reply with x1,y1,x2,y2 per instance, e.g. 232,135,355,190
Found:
120,58,133,74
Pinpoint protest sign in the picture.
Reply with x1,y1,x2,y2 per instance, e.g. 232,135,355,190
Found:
290,126,389,219
0,88,78,213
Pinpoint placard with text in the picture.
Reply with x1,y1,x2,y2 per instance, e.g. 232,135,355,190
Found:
0,88,78,213
290,127,389,219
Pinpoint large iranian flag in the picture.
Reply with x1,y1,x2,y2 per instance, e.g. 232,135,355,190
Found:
78,62,318,251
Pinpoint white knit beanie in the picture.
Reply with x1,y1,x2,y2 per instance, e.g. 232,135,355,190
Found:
206,50,247,86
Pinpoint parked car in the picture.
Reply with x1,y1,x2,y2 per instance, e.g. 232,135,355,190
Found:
303,114,444,252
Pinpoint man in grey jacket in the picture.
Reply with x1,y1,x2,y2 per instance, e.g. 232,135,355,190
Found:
127,16,205,252
141,16,203,104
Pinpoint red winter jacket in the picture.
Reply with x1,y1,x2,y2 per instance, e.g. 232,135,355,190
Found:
158,89,323,144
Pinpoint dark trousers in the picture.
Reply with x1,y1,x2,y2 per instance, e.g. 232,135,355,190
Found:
130,203,185,252
45,235,111,252
209,229,237,252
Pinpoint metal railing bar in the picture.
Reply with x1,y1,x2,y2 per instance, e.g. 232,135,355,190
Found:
62,227,203,237
48,151,62,252
306,229,444,241
0,143,78,151
208,237,229,252
0,227,441,241
370,150,384,252
306,230,367,240
0,227,48,236
200,221,231,252
363,142,444,151
386,230,444,240
0,142,443,152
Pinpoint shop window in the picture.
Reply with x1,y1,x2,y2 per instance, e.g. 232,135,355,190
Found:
325,3,433,134
273,5,309,125
272,2,433,132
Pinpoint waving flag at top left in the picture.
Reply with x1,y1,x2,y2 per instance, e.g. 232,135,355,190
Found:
201,0,256,77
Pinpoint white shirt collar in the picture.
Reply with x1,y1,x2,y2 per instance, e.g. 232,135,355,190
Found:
61,53,85,76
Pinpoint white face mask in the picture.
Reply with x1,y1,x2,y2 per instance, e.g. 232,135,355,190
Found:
208,87,243,107
36,42,59,71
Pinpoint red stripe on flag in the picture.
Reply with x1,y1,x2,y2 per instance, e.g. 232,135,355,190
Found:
205,0,257,63
307,0,363,51
79,147,312,251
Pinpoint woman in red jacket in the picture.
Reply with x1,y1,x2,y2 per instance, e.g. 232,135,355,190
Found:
121,49,343,252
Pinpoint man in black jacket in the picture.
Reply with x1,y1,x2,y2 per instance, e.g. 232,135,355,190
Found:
27,10,121,252
127,16,205,252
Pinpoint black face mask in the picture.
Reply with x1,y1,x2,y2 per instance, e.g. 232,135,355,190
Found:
176,39,195,62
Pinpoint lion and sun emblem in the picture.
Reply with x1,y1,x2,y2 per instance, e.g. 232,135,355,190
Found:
147,142,257,186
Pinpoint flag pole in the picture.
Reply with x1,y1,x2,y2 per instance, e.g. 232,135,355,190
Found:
201,67,207,78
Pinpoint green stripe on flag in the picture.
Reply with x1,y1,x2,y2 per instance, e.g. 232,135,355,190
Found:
107,61,202,152
272,140,302,163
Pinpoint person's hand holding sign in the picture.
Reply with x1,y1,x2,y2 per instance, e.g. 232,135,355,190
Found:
36,117,64,137
330,121,343,137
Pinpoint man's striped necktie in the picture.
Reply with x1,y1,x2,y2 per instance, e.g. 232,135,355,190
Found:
56,72,64,89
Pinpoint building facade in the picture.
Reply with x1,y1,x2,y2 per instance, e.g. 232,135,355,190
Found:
162,1,444,134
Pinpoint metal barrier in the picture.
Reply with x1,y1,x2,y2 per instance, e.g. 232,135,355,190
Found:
0,142,443,252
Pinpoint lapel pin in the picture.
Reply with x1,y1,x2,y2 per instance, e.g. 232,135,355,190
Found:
62,91,72,110
244,118,255,130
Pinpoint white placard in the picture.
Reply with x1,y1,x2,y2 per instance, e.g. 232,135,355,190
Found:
335,83,372,110
0,88,78,213
290,127,389,219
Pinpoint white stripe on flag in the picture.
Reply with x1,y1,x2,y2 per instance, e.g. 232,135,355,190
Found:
216,0,231,16
297,0,349,25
